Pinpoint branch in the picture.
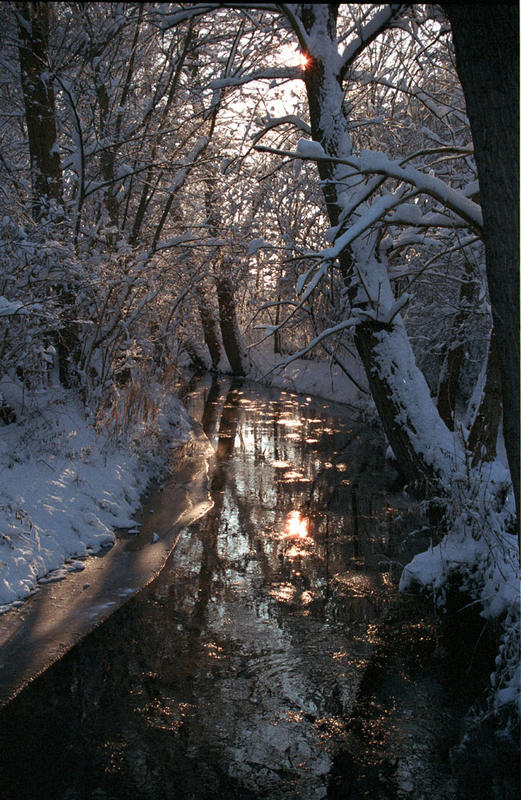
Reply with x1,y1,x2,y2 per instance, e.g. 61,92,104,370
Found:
159,4,222,29
260,319,358,377
355,150,483,230
386,209,469,230
276,4,311,52
251,115,311,144
255,143,483,231
340,4,407,80
210,66,302,89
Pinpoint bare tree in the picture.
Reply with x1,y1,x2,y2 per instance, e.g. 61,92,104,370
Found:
279,4,460,491
441,2,519,532
15,1,62,219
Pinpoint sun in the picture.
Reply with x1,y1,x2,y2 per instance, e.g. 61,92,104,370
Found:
298,52,310,71
278,44,310,71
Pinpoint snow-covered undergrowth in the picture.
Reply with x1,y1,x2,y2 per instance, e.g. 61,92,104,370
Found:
400,459,520,724
0,375,191,609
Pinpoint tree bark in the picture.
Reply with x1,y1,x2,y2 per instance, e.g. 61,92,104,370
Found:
204,181,247,377
16,2,80,387
468,327,502,467
216,267,246,377
197,285,223,369
442,4,520,532
16,1,62,219
437,269,475,430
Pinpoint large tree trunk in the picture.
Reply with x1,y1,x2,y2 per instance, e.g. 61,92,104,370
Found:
16,2,79,387
298,4,458,491
215,265,247,377
442,4,519,531
16,1,62,219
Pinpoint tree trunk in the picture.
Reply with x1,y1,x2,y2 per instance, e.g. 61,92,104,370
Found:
468,327,502,467
442,4,520,531
298,4,458,490
197,285,223,369
437,269,475,430
437,338,464,431
215,266,246,377
16,1,62,219
274,293,282,355
16,2,80,387
204,180,247,377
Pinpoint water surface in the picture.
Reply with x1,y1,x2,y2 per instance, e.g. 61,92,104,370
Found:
0,376,447,799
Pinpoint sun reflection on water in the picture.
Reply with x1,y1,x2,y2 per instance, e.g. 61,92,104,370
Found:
279,470,310,482
286,510,309,539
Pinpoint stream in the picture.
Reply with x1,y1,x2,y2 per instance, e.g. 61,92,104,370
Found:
0,376,460,799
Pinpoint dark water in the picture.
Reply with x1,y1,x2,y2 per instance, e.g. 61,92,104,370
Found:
0,377,458,799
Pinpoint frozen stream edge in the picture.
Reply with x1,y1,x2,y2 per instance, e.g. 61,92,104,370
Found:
0,424,214,706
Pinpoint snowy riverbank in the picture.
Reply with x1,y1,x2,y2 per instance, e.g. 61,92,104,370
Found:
0,375,192,609
249,346,369,408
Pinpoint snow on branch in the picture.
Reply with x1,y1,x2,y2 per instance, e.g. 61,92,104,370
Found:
159,4,222,28
247,238,274,254
298,261,330,303
386,208,469,230
210,66,302,90
340,4,407,79
255,142,483,231
319,191,410,262
153,235,226,253
251,115,311,144
356,149,483,230
0,297,25,317
296,139,326,159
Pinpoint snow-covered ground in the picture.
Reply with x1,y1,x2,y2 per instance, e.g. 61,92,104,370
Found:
0,374,191,609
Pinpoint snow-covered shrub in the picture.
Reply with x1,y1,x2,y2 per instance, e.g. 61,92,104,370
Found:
400,459,520,724
0,215,78,391
0,212,188,426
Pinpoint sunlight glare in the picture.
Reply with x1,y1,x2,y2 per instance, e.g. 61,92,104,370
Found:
299,52,310,71
279,44,310,71
286,510,309,539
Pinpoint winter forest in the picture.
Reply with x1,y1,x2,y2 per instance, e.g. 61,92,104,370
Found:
0,2,519,797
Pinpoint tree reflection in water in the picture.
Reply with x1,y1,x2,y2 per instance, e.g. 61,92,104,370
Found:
0,376,420,800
